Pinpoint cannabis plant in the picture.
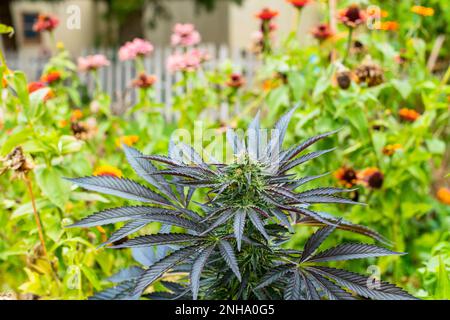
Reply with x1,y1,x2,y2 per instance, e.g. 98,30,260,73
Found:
67,108,416,300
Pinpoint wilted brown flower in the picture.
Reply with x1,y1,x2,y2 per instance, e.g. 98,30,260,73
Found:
0,146,34,180
71,118,97,140
354,59,384,87
332,63,355,90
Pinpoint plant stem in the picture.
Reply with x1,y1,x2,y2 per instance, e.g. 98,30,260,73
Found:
24,174,49,259
343,28,353,64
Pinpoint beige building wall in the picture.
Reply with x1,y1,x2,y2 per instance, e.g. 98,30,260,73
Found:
144,0,229,46
228,0,322,50
11,0,97,57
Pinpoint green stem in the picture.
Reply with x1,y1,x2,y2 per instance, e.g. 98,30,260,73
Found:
343,28,353,64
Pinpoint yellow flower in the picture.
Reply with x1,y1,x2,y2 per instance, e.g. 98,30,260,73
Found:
382,144,402,156
437,187,450,205
115,135,139,148
56,41,65,50
411,6,434,16
93,165,123,178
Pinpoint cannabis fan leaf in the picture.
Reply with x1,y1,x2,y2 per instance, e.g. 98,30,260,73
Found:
67,108,416,300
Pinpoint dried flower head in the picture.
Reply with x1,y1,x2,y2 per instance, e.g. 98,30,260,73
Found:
0,147,34,180
33,14,59,33
354,59,384,87
332,63,355,90
338,4,366,28
71,118,97,140
357,167,384,189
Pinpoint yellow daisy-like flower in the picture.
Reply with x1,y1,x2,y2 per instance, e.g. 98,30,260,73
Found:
93,165,123,178
411,5,434,16
115,135,140,148
382,144,402,156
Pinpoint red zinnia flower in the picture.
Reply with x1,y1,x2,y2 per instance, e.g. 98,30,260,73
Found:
311,23,334,41
338,4,366,28
132,73,157,89
226,73,245,88
256,8,279,21
287,0,312,9
33,14,59,33
27,82,46,93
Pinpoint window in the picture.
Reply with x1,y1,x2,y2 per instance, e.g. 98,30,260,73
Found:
22,12,41,44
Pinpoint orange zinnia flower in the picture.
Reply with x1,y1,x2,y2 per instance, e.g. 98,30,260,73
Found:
334,166,358,188
93,165,123,178
115,135,140,148
399,108,420,122
357,167,384,189
287,0,311,9
41,71,61,84
411,6,434,16
375,21,399,31
437,187,450,205
256,8,278,21
382,144,402,156
71,109,83,122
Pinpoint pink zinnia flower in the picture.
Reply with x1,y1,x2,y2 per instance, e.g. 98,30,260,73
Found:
166,50,209,73
77,54,110,72
171,23,201,47
118,38,154,61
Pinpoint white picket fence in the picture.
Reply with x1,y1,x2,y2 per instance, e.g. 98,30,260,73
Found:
5,44,260,111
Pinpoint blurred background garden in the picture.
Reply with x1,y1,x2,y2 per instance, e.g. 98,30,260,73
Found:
0,0,449,300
